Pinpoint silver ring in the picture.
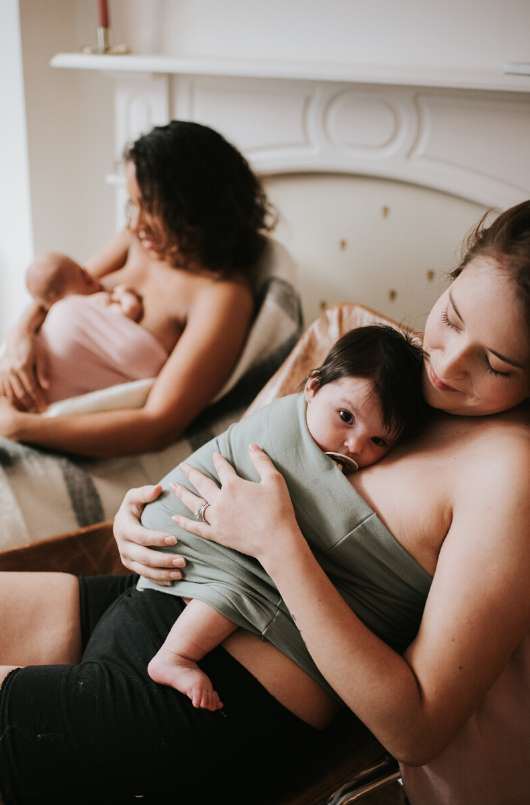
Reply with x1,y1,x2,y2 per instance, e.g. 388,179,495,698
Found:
194,501,211,525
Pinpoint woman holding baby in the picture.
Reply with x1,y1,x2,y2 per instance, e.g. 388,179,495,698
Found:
0,121,274,456
0,201,529,804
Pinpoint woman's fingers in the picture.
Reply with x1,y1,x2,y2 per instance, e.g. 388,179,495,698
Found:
15,369,44,412
168,479,207,516
122,484,164,522
4,371,34,412
168,481,213,538
209,451,238,479
124,542,184,570
113,484,189,582
177,462,221,500
246,444,279,479
171,510,212,541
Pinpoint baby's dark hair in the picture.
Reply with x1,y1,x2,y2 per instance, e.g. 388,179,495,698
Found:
306,325,427,441
124,121,276,273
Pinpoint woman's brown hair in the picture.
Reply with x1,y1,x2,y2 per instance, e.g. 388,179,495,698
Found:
452,200,530,324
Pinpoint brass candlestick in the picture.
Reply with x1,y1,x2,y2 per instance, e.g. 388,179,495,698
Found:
83,0,129,56
82,27,129,55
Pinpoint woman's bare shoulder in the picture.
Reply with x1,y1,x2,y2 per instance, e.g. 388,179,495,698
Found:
186,268,254,314
442,406,530,519
408,406,530,517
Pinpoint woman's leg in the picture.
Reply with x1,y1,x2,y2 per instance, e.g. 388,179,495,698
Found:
0,571,81,669
0,586,321,805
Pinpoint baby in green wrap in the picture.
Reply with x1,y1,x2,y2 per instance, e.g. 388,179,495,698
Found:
146,325,427,709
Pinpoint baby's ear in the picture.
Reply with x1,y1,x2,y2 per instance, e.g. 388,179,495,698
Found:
304,375,319,401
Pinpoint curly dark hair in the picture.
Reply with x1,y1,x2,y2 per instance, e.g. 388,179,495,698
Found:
123,121,276,273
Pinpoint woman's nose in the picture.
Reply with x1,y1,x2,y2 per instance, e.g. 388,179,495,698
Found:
437,340,469,380
434,333,472,380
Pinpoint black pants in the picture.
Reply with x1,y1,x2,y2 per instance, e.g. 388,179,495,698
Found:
0,576,320,804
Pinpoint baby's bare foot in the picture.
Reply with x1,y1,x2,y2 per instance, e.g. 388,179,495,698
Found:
148,648,223,710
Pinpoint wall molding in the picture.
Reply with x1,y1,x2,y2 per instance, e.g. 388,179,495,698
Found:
52,55,530,228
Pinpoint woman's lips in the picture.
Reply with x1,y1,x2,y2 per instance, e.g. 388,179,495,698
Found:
429,365,458,393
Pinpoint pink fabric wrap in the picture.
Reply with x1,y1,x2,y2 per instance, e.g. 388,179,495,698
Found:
38,296,169,403
401,631,530,805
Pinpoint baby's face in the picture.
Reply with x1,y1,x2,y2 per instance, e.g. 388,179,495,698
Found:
304,377,397,470
68,267,101,296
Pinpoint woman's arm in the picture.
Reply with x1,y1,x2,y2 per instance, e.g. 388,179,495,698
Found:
170,443,530,765
0,279,253,456
83,228,131,279
0,231,131,413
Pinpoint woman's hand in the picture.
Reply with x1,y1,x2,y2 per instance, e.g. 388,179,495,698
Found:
113,485,187,585
0,397,26,440
170,444,302,566
0,314,49,413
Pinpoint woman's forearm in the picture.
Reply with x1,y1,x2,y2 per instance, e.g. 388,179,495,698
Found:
259,531,436,763
5,406,182,457
14,301,47,335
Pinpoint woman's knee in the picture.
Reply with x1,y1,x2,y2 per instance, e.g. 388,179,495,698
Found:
0,571,82,666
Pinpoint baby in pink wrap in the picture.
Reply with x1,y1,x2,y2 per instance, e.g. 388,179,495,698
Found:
26,253,144,321
26,254,168,404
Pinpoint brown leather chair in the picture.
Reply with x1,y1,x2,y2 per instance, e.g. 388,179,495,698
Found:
0,304,405,805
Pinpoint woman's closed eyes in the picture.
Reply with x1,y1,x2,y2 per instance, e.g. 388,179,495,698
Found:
442,307,512,379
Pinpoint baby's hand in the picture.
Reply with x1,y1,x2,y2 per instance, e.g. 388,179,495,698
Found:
111,285,144,322
88,291,112,307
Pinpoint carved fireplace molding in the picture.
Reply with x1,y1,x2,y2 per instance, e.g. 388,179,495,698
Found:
52,54,530,228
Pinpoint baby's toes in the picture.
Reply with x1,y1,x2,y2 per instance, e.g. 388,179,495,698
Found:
209,690,223,711
190,686,203,709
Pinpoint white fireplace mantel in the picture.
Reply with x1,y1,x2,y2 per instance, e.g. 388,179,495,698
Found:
51,53,530,93
51,53,530,227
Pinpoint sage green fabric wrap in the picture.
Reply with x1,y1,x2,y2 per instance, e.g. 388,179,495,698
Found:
138,393,432,700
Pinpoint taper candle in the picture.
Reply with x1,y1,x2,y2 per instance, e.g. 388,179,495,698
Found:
98,0,110,29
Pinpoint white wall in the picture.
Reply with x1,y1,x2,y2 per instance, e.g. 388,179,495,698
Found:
0,0,33,338
155,0,529,70
20,0,116,262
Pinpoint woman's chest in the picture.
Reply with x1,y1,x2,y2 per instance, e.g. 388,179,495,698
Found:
103,258,197,348
349,448,454,578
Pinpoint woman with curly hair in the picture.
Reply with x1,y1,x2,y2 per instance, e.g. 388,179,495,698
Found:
0,121,275,457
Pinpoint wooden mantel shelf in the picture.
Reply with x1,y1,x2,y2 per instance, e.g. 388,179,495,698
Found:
51,52,530,93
